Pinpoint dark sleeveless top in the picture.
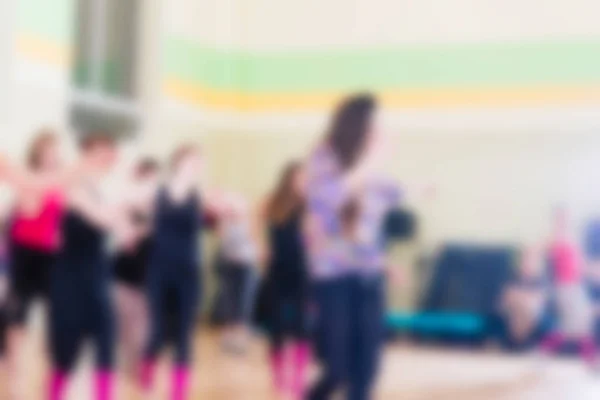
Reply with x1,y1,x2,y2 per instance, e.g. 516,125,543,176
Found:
268,209,307,293
151,187,202,266
60,209,106,262
113,210,152,287
114,237,153,287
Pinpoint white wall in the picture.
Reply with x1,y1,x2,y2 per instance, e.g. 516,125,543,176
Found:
5,0,600,248
165,0,600,49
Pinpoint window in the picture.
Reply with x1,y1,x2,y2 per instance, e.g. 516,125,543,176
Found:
70,0,141,136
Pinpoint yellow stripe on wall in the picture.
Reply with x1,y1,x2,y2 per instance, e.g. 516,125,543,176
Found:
164,78,600,111
12,34,600,111
14,34,71,68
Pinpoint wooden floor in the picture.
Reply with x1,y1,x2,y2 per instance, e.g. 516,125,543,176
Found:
4,329,600,399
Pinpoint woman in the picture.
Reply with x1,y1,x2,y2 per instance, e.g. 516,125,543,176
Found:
218,194,260,354
112,158,160,381
499,245,548,350
47,133,132,400
0,129,94,398
540,207,597,367
141,144,223,400
260,162,310,399
305,94,401,400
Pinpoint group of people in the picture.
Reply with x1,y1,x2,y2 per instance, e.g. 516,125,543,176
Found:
0,93,402,400
0,133,222,400
500,206,600,369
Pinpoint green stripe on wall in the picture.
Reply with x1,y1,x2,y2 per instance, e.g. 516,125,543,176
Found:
16,0,74,43
164,38,600,93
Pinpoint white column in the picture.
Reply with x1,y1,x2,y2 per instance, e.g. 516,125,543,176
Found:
0,0,15,142
136,0,166,156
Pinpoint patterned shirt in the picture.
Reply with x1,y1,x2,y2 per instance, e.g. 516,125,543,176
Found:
305,145,401,280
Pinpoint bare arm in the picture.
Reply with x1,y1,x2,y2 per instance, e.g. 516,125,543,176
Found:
200,188,225,218
254,199,271,268
69,188,123,231
0,155,91,195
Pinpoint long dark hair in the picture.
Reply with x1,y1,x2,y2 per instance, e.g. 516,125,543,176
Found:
327,93,376,171
266,161,303,224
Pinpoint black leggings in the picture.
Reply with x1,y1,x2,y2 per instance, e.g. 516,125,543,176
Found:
221,263,256,324
269,287,311,351
49,259,114,371
6,243,55,326
309,275,385,400
145,262,200,366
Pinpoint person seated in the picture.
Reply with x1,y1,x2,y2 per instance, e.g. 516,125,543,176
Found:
499,245,548,349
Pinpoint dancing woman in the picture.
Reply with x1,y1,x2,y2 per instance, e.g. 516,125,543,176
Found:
141,144,223,400
260,161,311,399
305,94,401,400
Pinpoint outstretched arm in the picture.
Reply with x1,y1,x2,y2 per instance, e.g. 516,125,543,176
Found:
0,154,93,195
201,187,226,218
68,188,119,230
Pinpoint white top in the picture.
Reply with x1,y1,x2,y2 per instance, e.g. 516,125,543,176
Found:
220,219,257,266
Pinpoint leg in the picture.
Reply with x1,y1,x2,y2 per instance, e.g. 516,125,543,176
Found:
219,265,236,348
240,267,259,328
230,267,254,351
308,278,350,400
48,290,84,400
142,269,167,390
130,288,149,375
115,284,145,377
93,277,116,400
347,276,386,400
173,268,200,366
290,291,312,399
172,267,200,400
269,295,287,393
5,246,35,399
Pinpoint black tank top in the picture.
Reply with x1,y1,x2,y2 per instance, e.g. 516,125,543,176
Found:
61,209,106,263
151,187,202,266
268,209,307,291
114,236,153,287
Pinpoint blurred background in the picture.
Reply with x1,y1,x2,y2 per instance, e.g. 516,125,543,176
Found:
3,0,600,241
3,0,600,398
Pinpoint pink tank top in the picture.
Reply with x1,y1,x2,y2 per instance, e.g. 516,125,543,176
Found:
11,190,65,252
550,240,582,284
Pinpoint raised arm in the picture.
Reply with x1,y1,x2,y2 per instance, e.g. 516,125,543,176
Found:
254,199,271,268
200,187,226,218
0,155,93,196
68,188,120,230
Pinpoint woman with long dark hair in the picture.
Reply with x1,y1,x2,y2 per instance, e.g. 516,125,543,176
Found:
305,94,401,400
260,161,310,399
